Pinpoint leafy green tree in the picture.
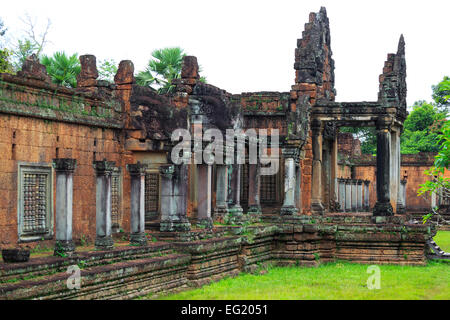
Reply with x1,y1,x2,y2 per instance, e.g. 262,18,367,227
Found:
136,47,206,94
0,18,13,73
136,47,185,94
0,48,12,73
418,120,450,224
400,102,446,154
12,15,51,71
98,59,118,82
40,52,81,88
432,76,450,114
340,127,377,155
12,39,38,70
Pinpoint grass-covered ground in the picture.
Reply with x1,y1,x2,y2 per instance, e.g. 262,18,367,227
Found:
153,231,450,300
435,230,450,252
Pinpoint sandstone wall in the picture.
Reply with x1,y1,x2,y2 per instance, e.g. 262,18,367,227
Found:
0,73,134,247
339,152,445,212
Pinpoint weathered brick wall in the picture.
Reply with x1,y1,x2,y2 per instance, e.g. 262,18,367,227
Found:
338,132,361,157
0,114,130,247
0,71,135,247
300,133,313,214
341,152,445,212
352,165,378,209
290,8,336,215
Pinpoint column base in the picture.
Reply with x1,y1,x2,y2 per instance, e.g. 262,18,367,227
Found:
214,204,228,218
373,201,394,216
130,232,148,246
280,205,299,216
247,205,262,215
397,204,406,214
54,240,75,257
173,219,191,231
227,205,243,216
311,201,325,215
95,236,114,250
196,217,214,230
160,219,191,232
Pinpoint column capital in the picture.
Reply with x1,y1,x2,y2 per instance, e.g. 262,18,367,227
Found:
126,162,148,176
311,118,323,134
159,164,175,179
53,158,77,173
376,117,393,131
282,147,299,159
93,160,115,175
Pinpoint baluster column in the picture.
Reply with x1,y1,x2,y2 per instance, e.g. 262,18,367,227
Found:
53,158,77,256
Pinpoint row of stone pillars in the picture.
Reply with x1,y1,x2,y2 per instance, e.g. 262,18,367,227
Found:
53,159,151,256
213,162,262,218
53,148,304,255
159,149,302,230
337,179,370,212
311,117,404,216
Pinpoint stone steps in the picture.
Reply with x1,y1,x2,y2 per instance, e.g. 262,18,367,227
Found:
0,242,174,284
426,239,450,260
0,253,190,300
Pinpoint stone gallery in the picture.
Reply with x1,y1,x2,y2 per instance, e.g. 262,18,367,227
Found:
0,7,445,299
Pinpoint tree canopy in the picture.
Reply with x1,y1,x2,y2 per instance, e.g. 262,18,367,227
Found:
342,77,449,155
136,47,206,94
41,52,80,88
400,102,446,154
136,47,186,94
0,18,13,73
432,76,450,114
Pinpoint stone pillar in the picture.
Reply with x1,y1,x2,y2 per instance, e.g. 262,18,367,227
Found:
197,164,213,228
351,180,357,212
330,136,339,211
390,128,401,213
247,162,262,215
126,162,148,246
364,180,370,211
227,163,243,216
160,165,176,231
345,179,352,212
281,148,299,215
174,164,191,231
357,180,363,211
294,164,302,213
311,119,324,214
53,158,77,256
338,178,346,212
93,160,115,250
397,179,407,214
160,164,191,232
373,119,394,216
76,55,98,94
431,190,437,208
214,164,229,218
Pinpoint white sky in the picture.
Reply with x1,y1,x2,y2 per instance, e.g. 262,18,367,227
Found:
2,0,449,106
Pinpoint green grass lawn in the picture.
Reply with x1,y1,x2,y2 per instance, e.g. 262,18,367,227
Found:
153,231,450,300
435,230,450,252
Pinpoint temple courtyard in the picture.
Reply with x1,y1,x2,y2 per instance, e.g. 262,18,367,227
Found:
151,232,450,300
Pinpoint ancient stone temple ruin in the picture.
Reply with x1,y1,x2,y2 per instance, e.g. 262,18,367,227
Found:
0,7,439,299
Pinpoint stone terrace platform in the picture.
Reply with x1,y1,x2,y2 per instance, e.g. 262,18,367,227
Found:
0,215,432,300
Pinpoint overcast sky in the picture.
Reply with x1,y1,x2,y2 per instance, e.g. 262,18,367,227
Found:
2,0,449,106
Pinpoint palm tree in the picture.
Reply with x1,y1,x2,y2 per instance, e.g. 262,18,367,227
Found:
41,51,81,88
136,47,186,94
